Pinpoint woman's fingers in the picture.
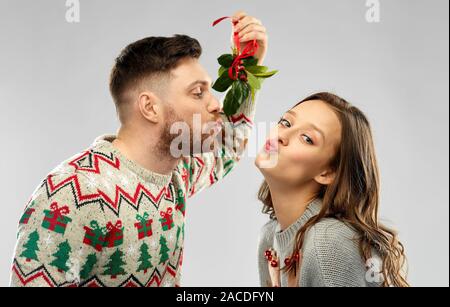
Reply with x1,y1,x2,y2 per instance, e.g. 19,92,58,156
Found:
229,11,268,64
235,16,262,32
232,11,247,23
238,24,266,39
239,31,266,43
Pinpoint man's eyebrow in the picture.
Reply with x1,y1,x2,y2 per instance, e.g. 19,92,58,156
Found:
285,109,326,141
186,80,211,89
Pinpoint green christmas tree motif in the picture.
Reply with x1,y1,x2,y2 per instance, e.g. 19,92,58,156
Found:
173,225,182,255
175,190,186,215
80,253,98,280
20,230,40,262
159,235,170,265
137,242,153,274
103,248,126,279
50,240,72,273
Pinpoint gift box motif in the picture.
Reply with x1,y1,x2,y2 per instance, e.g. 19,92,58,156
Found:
134,212,153,240
20,208,36,225
41,202,72,235
83,220,107,252
104,220,124,248
159,207,174,231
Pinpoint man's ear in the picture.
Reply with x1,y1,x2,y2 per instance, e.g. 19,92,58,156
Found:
138,91,161,124
313,168,337,186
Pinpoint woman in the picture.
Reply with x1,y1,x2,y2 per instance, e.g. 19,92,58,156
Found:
255,92,409,287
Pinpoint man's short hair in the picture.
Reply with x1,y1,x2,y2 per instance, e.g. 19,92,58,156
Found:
109,35,202,110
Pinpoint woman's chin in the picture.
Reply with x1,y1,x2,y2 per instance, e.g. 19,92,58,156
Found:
255,152,266,169
254,155,262,170
255,152,277,173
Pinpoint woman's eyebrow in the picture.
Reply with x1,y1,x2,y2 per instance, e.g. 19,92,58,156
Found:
286,109,297,117
285,109,326,141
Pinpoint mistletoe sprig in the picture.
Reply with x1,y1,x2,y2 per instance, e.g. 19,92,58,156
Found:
211,16,278,116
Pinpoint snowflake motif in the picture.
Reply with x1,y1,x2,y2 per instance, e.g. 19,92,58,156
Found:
106,170,115,178
163,280,173,287
43,234,54,247
120,177,129,187
103,179,112,192
168,233,175,243
77,248,85,258
150,240,158,249
126,244,137,257
65,257,81,284
85,175,97,189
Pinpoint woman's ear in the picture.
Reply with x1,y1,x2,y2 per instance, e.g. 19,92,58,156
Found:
138,91,161,124
313,168,336,186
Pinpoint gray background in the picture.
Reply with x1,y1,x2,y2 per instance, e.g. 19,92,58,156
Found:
0,0,448,287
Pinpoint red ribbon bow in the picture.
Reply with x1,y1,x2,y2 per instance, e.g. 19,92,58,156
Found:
136,212,150,223
106,220,122,232
49,202,70,219
160,207,173,218
212,16,259,81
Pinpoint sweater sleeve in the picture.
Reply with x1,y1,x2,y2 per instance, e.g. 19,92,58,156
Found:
175,91,257,198
10,172,89,287
300,220,373,287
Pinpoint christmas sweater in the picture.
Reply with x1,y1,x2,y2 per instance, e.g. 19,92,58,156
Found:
10,95,256,287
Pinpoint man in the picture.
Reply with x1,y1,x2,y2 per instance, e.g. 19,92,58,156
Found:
10,11,268,287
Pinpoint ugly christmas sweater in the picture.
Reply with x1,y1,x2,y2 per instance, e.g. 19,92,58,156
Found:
10,96,256,287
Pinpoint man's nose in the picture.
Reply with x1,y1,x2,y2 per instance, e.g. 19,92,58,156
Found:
207,96,222,114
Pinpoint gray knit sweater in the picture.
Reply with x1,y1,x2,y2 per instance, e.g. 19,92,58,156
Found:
258,198,381,287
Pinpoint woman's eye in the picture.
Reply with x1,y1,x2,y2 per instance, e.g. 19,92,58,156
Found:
278,118,291,128
302,135,314,145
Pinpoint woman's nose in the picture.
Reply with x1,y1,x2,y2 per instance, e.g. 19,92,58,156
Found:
277,130,289,146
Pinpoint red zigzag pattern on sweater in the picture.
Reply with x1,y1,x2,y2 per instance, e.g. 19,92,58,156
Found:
12,249,182,287
43,151,174,216
44,174,174,216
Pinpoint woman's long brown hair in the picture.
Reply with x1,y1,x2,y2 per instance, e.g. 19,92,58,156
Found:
258,92,409,287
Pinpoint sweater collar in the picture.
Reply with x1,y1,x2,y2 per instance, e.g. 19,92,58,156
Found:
274,197,323,251
92,134,173,187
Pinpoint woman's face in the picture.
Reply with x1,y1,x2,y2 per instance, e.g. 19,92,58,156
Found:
255,100,342,187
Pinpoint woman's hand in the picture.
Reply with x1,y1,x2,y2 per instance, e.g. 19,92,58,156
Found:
231,11,268,65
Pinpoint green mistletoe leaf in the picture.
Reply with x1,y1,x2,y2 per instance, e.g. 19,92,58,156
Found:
253,70,278,79
245,65,269,75
218,66,227,77
218,54,234,68
242,57,258,67
212,71,233,93
247,71,261,90
223,80,250,116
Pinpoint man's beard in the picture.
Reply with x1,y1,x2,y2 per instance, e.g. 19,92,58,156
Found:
157,106,215,159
